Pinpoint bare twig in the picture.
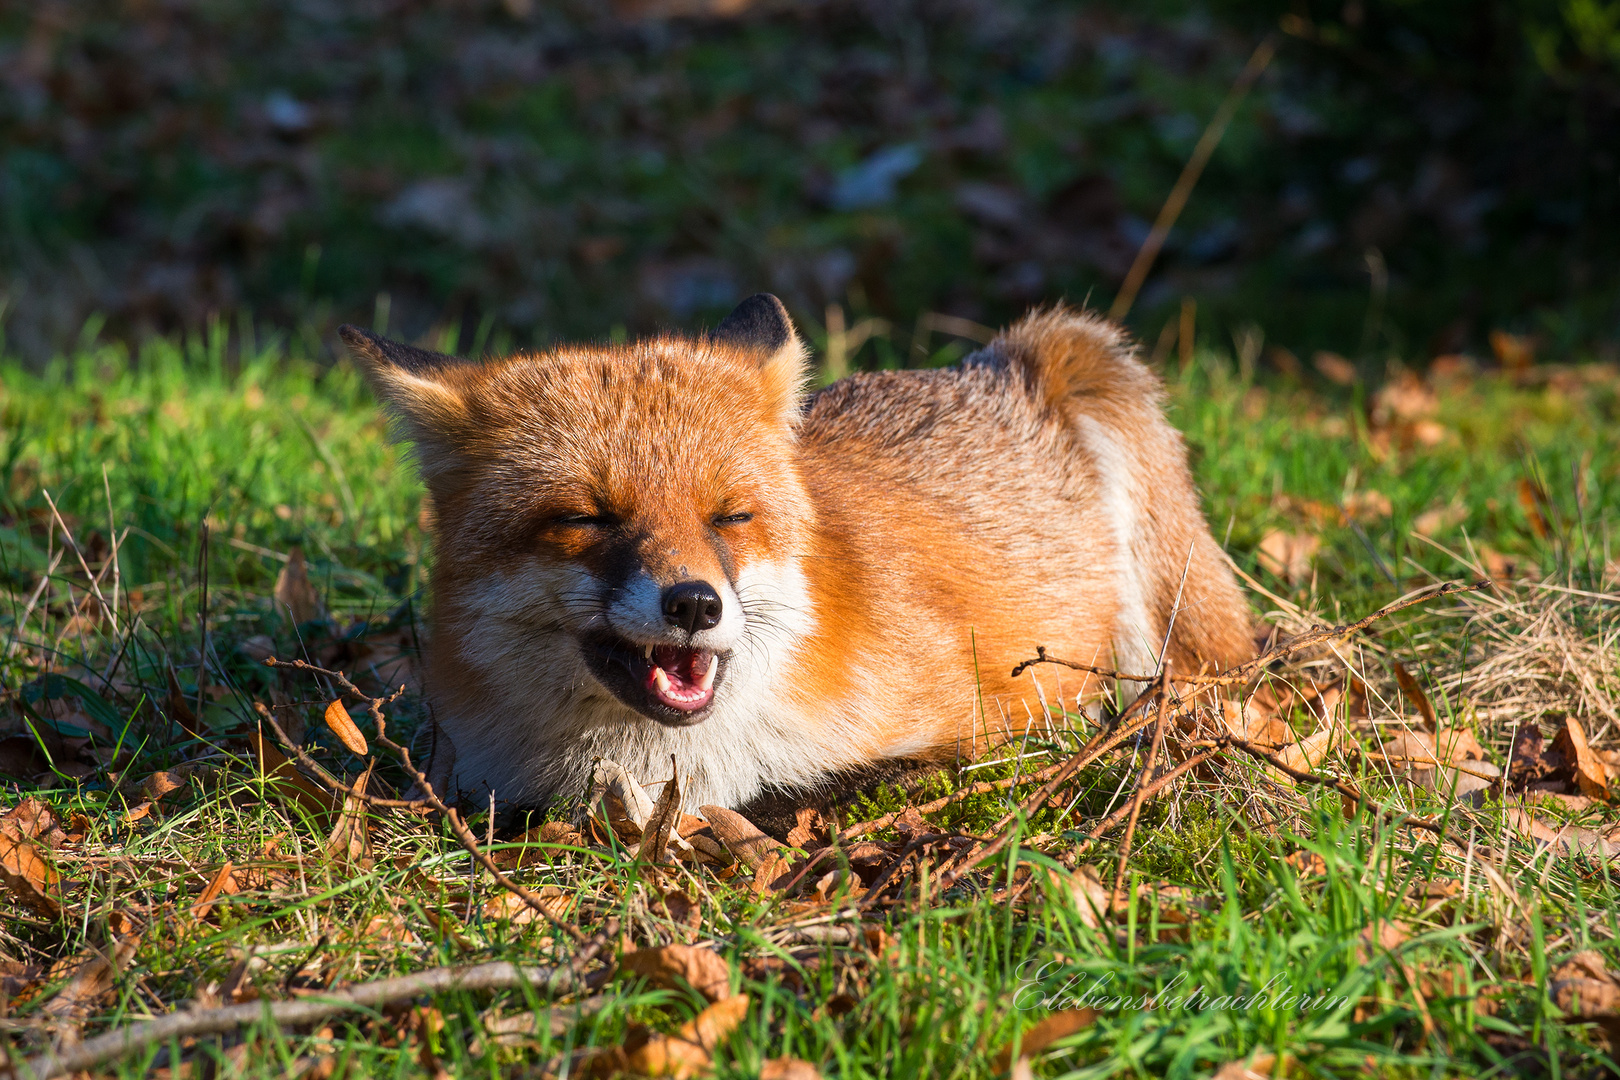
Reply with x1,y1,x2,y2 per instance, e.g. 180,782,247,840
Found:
1110,666,1171,908
1012,580,1490,687
1221,735,1447,839
19,956,605,1080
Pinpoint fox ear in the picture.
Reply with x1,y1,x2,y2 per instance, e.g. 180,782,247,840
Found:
712,293,808,429
339,325,472,477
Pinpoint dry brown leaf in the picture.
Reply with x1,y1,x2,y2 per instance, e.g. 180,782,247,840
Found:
1313,351,1356,385
1371,726,1498,795
324,765,374,870
642,758,682,865
992,1008,1098,1072
1056,864,1124,929
322,699,368,756
1502,807,1619,857
785,806,825,850
247,728,338,819
1218,697,1291,748
42,925,142,1020
1517,478,1551,539
1213,1051,1280,1080
659,889,703,943
751,850,794,896
495,820,584,869
484,886,573,925
1392,661,1438,732
1257,530,1319,586
1343,488,1393,522
142,770,187,801
190,861,239,921
1275,728,1335,777
1490,329,1536,370
1552,951,1620,1016
700,805,785,870
592,994,751,1080
760,1058,822,1080
682,992,748,1051
591,759,655,832
274,546,327,626
0,802,64,917
1552,716,1610,801
618,943,732,1003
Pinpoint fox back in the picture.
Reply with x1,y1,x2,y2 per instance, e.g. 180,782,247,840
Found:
344,296,1253,812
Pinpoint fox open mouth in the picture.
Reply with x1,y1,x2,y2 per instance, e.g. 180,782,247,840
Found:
581,635,726,726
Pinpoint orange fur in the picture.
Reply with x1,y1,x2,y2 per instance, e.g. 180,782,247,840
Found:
342,299,1252,811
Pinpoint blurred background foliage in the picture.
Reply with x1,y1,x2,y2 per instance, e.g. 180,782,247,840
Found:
0,0,1616,366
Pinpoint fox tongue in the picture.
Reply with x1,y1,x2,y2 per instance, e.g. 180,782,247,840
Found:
648,646,717,711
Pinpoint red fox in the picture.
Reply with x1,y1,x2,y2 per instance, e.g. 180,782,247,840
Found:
341,295,1253,813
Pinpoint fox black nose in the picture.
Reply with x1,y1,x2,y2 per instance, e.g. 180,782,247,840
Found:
662,581,723,634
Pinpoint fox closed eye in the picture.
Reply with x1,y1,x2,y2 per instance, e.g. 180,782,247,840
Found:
712,512,753,526
550,512,619,529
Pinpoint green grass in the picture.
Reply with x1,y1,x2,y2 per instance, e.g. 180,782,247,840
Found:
1,325,1618,1077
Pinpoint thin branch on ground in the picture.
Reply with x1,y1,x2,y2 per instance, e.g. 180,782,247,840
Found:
1011,579,1491,686
19,953,609,1080
1110,666,1171,908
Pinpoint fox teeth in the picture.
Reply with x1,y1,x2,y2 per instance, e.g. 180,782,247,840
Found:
652,667,672,695
698,654,718,691
643,643,654,660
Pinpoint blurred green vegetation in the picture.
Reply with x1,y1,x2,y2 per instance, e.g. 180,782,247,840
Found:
1,0,1616,366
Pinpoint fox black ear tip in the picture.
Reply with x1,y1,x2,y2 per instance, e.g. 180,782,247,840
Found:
337,324,375,349
712,293,794,352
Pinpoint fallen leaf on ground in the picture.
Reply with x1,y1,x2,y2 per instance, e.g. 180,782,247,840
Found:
1275,728,1335,777
1257,530,1319,586
1343,489,1392,522
0,800,64,917
700,805,785,869
322,699,369,756
589,759,656,841
618,943,732,1002
1218,697,1291,748
190,861,240,921
586,994,750,1079
786,807,825,850
43,922,142,1020
1055,864,1123,929
1490,329,1536,370
274,546,328,626
1551,951,1620,1017
324,765,375,870
1213,1051,1280,1080
247,728,338,818
1503,808,1619,857
760,1058,822,1080
495,821,584,869
1313,351,1356,385
641,758,683,865
992,1008,1098,1071
484,886,573,925
1552,716,1610,801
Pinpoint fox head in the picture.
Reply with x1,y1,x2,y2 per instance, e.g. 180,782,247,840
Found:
341,295,816,744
